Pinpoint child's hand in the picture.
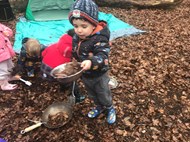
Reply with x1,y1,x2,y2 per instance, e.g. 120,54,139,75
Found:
3,31,12,37
72,58,77,62
14,75,21,80
3,31,9,36
9,74,21,81
81,60,92,71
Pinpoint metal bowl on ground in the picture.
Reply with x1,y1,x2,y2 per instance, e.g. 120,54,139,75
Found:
50,62,83,83
108,76,118,89
20,101,73,134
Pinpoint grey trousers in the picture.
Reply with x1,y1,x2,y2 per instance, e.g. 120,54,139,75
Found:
82,73,112,107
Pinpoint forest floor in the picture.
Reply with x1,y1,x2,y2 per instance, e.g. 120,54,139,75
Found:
0,0,190,142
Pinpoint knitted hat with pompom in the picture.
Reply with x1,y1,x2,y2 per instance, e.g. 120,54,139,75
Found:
68,0,98,26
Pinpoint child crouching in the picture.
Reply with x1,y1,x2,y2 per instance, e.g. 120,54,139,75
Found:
41,29,85,103
12,38,46,77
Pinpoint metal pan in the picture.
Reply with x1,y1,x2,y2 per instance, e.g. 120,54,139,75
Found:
50,62,83,83
20,82,76,134
20,101,73,134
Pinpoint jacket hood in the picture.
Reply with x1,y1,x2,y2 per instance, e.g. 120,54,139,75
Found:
57,34,72,56
91,21,110,40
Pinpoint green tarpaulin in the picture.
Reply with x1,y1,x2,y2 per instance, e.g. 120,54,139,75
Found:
14,12,145,53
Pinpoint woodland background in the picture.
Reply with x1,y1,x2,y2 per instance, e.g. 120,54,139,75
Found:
0,0,189,141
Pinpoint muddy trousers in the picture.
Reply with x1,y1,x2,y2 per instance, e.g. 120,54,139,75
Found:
82,73,112,108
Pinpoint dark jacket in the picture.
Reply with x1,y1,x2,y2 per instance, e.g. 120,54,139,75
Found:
72,21,110,78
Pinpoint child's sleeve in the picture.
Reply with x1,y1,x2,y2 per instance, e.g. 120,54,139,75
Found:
89,37,110,70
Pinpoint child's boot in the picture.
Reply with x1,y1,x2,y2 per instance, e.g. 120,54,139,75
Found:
0,80,17,91
106,106,116,124
73,82,85,103
74,89,85,103
27,69,34,77
88,105,105,118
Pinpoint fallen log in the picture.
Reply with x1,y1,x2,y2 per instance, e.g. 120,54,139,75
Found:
94,0,183,9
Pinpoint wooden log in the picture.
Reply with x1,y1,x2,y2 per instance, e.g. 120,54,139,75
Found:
93,0,183,9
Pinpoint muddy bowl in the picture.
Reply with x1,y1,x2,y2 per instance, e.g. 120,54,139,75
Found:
50,62,83,83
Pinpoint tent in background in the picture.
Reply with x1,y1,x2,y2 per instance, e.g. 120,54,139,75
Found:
25,0,75,21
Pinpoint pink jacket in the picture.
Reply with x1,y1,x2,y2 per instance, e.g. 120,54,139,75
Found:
0,23,15,62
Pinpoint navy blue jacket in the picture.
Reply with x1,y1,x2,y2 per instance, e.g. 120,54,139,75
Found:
72,21,110,78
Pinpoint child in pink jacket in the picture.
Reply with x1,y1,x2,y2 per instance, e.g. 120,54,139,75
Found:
0,23,18,90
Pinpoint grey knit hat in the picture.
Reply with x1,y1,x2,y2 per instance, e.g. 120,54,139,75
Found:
68,0,98,26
